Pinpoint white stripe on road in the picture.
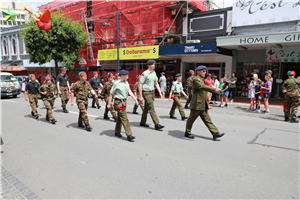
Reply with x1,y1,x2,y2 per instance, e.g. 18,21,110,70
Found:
68,111,99,118
2,100,16,103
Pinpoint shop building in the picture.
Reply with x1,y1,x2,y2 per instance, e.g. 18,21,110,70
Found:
217,1,300,98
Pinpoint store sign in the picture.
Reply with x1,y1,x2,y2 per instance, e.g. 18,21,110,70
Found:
159,43,216,55
98,45,159,61
217,32,300,46
232,0,300,27
1,66,22,71
266,48,300,62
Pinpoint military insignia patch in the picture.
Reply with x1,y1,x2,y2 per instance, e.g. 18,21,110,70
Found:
193,79,198,81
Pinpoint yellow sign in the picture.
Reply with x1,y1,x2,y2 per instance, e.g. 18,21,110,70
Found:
98,45,159,61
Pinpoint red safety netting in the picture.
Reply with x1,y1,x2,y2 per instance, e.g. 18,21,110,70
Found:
39,0,83,11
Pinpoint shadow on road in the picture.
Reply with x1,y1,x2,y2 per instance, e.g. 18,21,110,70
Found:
53,109,65,113
94,117,115,123
194,134,218,141
99,129,128,141
168,130,191,140
261,116,286,122
234,106,249,112
66,122,86,130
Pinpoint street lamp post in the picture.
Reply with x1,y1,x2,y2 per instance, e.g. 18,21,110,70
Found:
103,11,130,73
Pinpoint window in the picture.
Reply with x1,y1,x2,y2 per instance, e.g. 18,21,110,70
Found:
12,2,15,9
17,22,20,25
3,40,7,55
4,21,7,25
21,15,25,19
22,22,25,25
8,21,12,25
12,39,16,54
17,15,20,19
0,20,2,25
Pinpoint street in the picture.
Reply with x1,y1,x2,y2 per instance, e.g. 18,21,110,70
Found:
1,94,299,199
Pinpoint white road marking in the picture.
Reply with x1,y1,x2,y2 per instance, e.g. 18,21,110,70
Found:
68,111,100,118
2,100,16,103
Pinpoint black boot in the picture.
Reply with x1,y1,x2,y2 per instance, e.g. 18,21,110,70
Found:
284,117,290,122
104,115,110,120
115,133,122,138
213,132,225,141
169,115,176,119
127,135,135,142
46,116,50,121
97,105,101,109
92,105,96,108
78,123,85,128
86,125,92,131
63,108,69,113
51,119,57,124
140,122,149,127
184,104,189,109
290,118,299,123
182,116,188,121
155,124,164,130
185,133,195,139
34,114,39,119
31,111,34,116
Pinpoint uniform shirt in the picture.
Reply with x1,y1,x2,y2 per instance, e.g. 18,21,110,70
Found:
140,69,158,91
71,81,92,100
25,81,40,94
39,84,55,99
57,74,69,86
110,80,130,99
133,82,140,95
281,78,300,97
89,77,100,89
159,76,167,87
171,81,183,93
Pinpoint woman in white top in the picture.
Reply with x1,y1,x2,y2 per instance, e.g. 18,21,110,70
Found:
247,74,258,111
211,75,220,104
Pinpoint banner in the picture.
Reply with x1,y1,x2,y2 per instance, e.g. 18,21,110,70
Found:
98,45,159,61
266,48,300,62
232,1,300,27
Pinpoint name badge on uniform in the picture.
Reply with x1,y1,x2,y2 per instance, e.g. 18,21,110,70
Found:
65,77,67,79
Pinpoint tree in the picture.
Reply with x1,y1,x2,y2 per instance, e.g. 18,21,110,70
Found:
20,11,88,75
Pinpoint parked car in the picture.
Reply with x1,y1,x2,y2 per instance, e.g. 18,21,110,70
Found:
0,72,21,98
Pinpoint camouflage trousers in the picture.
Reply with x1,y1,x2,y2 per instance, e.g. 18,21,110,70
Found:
28,93,38,115
169,94,185,117
60,86,69,108
44,98,55,120
104,99,116,117
133,96,144,112
185,89,193,105
77,100,89,125
114,100,132,136
285,95,300,118
92,89,99,106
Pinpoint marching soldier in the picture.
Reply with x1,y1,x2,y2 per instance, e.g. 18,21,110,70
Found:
281,71,300,123
39,75,57,124
107,70,139,142
56,66,70,113
70,71,98,131
185,65,225,140
24,74,40,119
100,73,117,122
168,73,188,120
185,70,194,108
133,75,144,114
114,73,120,82
139,60,164,130
89,71,101,109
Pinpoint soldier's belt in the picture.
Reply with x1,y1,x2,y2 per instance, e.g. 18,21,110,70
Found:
77,98,87,101
174,92,180,94
60,85,68,87
115,98,126,101
142,90,154,92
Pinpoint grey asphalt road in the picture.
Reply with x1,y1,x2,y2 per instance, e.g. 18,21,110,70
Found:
1,93,299,199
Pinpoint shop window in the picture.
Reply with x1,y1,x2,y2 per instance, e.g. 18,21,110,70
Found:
21,15,25,19
12,39,16,54
4,21,7,25
17,22,20,25
3,40,7,55
8,21,11,25
0,20,2,25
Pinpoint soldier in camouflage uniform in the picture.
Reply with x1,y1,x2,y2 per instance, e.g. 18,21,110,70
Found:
39,75,57,124
185,70,194,109
25,74,40,119
100,73,117,122
70,71,97,131
133,75,144,114
281,71,300,123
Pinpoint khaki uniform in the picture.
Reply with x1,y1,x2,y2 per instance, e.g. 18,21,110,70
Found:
39,83,56,120
169,81,185,117
185,76,193,106
281,78,300,119
185,76,219,135
133,82,144,112
140,69,159,125
110,80,132,136
100,81,116,118
71,81,92,125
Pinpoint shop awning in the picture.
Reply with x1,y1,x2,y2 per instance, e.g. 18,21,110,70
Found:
1,66,22,71
216,31,300,50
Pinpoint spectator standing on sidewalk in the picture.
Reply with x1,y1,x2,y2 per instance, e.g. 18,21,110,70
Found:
218,78,224,107
261,75,272,114
221,75,229,108
228,72,237,102
159,72,167,98
211,75,220,105
246,74,257,111
204,73,214,109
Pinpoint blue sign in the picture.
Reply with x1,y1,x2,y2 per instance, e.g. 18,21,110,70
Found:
159,43,216,55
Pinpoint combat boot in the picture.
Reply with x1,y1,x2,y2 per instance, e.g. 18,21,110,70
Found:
113,116,117,122
184,104,189,109
51,119,57,124
86,125,92,131
97,105,101,109
46,116,50,121
284,117,290,122
290,118,299,123
104,115,110,120
78,123,85,128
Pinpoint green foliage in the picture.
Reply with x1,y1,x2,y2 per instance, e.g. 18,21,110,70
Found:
20,11,88,69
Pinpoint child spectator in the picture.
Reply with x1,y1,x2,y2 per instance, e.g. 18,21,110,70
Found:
261,75,272,114
254,79,262,112
218,78,224,107
247,74,257,111
221,76,229,108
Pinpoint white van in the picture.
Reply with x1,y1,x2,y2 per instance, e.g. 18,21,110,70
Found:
0,72,21,98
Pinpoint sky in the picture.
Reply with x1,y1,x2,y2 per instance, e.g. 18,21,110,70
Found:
22,0,234,13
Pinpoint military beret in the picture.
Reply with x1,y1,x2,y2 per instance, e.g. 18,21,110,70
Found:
196,65,207,71
175,73,182,77
161,72,165,75
147,60,155,65
93,71,98,75
136,75,141,79
107,73,114,78
119,70,129,75
61,66,67,71
29,74,35,79
189,70,194,75
288,71,296,76
78,71,87,77
115,73,119,77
